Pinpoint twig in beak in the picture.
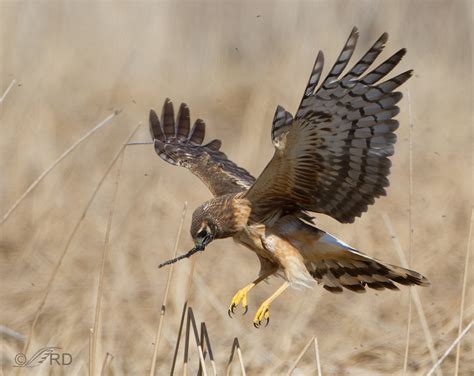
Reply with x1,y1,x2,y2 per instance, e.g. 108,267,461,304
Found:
158,246,204,268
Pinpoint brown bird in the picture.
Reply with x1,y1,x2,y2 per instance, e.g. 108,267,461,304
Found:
151,27,429,327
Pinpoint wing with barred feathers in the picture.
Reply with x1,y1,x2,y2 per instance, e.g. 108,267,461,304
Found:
246,28,412,223
150,99,255,196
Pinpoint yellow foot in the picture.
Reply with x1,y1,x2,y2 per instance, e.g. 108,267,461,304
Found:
253,302,270,328
228,285,253,317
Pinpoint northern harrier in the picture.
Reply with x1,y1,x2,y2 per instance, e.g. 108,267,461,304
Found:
151,28,429,327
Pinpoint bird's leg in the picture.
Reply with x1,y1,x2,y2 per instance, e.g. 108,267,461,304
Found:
228,270,274,317
253,281,289,328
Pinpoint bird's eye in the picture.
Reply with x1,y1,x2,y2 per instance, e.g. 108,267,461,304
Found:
197,229,208,238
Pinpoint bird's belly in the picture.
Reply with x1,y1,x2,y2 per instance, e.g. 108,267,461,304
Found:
235,222,314,288
233,225,275,261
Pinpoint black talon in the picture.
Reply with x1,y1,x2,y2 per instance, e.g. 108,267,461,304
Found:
265,316,270,327
242,305,248,315
228,303,236,318
253,322,260,329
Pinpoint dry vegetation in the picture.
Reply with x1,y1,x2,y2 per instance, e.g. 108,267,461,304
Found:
0,1,473,375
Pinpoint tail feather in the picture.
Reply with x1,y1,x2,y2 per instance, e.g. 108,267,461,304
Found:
307,231,430,293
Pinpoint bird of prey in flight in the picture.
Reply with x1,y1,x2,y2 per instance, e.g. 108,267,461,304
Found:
151,27,429,327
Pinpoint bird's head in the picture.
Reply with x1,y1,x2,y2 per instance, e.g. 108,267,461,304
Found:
190,201,224,251
158,195,251,269
190,216,216,251
190,195,252,250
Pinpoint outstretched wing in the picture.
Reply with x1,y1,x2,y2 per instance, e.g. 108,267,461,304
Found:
246,28,412,223
150,99,255,196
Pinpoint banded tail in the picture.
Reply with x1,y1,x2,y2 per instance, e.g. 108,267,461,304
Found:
307,232,430,293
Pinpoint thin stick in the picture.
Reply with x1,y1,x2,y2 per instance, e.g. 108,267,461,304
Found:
236,344,246,376
427,320,474,376
226,338,246,376
150,202,188,376
180,249,198,376
454,207,473,376
100,352,114,376
313,337,322,376
0,110,122,225
286,336,315,376
91,151,125,376
170,215,199,376
126,141,154,145
0,79,16,104
407,90,414,267
21,123,142,358
170,302,189,376
158,246,204,268
0,325,25,341
200,322,217,376
185,255,198,304
403,90,414,376
382,214,441,376
184,308,208,376
403,294,413,375
89,328,94,376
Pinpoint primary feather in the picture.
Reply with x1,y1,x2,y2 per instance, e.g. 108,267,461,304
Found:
150,99,255,196
246,27,412,223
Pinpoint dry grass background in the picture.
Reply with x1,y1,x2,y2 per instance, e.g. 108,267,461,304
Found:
0,1,472,375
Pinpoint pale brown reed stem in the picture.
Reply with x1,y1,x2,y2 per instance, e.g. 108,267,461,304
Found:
182,308,208,376
226,338,246,376
428,320,473,376
170,255,198,375
0,78,16,104
149,202,188,376
21,123,142,359
100,352,114,376
91,151,125,376
171,302,189,376
0,110,121,225
286,335,315,376
235,343,246,376
314,337,322,376
403,90,414,376
199,322,217,376
382,213,442,376
182,258,198,375
454,207,473,376
89,328,94,376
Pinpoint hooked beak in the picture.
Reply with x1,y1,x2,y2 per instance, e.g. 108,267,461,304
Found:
194,234,213,250
158,235,213,269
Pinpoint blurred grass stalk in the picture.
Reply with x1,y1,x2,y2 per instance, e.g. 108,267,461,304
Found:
382,213,441,376
198,322,217,376
287,335,321,376
170,253,198,374
91,150,126,375
100,352,114,376
313,337,322,376
21,122,142,359
403,90,414,376
427,320,473,376
0,109,122,225
149,202,188,376
226,337,246,376
183,307,208,376
0,78,16,104
454,207,473,375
